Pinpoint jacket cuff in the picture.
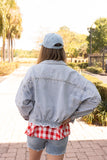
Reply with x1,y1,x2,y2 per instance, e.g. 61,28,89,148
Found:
70,109,93,121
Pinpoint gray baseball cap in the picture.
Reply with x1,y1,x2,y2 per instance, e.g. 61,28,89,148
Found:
40,33,64,49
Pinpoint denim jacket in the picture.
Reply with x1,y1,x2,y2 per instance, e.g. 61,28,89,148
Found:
15,60,101,128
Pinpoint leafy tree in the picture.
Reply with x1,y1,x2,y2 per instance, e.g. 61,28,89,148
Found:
57,26,88,58
57,26,75,55
87,18,107,54
78,43,88,58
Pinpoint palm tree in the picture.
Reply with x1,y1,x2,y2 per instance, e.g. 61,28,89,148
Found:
0,0,8,61
7,7,22,61
0,0,22,62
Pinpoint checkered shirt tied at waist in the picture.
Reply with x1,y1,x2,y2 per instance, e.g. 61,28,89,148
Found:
25,122,70,140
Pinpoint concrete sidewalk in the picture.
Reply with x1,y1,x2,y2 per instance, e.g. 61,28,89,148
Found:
0,65,107,160
82,70,107,84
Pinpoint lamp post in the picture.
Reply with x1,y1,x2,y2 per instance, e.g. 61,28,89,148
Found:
102,50,105,70
105,59,107,73
87,24,96,65
88,28,92,55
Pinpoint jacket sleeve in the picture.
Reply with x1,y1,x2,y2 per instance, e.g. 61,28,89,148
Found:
70,80,101,121
15,68,34,120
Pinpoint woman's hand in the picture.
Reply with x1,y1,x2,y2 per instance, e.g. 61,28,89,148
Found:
61,118,71,125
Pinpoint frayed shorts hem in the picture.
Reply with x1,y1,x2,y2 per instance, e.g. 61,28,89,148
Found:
27,136,68,155
46,151,65,156
28,145,45,152
28,145,65,155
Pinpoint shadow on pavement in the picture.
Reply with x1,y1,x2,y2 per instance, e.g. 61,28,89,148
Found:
0,140,107,160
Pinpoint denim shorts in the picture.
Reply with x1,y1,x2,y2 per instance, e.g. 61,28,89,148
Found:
27,136,68,155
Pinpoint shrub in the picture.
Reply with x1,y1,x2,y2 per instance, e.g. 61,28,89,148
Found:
14,49,39,58
82,73,107,102
86,66,103,74
82,73,102,86
78,62,88,69
82,101,107,126
69,66,107,126
0,62,19,76
68,63,82,72
97,84,107,102
68,62,88,69
67,62,77,68
81,73,107,126
94,62,102,67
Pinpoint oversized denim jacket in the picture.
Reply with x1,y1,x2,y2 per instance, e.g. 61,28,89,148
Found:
15,60,101,128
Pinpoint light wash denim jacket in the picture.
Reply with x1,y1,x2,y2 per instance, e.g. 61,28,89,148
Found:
15,60,101,128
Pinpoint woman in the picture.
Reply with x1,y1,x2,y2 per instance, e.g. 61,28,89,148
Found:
15,33,101,160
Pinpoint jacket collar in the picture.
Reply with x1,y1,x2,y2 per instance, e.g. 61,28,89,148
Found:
40,60,67,66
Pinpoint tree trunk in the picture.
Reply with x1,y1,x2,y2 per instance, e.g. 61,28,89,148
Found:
2,39,6,62
11,37,13,62
102,52,105,70
1,38,6,62
1,42,3,62
8,32,11,63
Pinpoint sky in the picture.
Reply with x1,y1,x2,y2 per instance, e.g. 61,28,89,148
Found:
14,0,107,50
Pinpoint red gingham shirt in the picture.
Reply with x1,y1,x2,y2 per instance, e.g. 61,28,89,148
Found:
25,122,70,140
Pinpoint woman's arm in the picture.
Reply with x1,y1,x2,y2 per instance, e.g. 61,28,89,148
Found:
70,80,101,121
15,68,34,120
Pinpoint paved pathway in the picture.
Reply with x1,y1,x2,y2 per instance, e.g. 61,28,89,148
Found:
0,65,107,160
82,71,107,84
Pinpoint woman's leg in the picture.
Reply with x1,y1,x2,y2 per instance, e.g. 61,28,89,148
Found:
29,148,43,160
46,136,68,160
47,153,64,160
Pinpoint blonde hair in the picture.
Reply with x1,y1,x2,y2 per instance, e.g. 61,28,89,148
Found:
37,45,66,64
